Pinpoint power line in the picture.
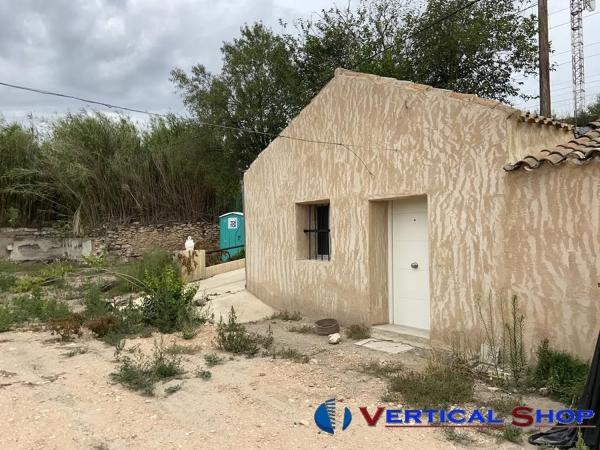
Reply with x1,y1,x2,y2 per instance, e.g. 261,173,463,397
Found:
550,10,600,29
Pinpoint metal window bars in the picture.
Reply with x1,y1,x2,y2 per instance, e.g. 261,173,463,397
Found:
303,204,330,261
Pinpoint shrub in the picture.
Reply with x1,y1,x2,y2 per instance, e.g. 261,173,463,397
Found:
288,324,314,334
530,339,589,405
502,424,522,443
269,310,302,321
204,353,224,367
110,339,184,396
270,346,309,363
113,249,178,294
141,265,199,333
345,324,371,340
195,368,212,380
165,343,201,355
0,304,12,332
0,273,16,292
360,360,404,378
387,363,474,408
83,284,113,319
47,314,84,340
10,291,70,323
85,315,120,337
216,307,260,356
164,383,183,395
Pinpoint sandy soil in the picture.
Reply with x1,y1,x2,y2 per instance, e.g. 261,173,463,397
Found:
0,321,539,450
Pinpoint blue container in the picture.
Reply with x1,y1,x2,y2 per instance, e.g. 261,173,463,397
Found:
219,212,245,261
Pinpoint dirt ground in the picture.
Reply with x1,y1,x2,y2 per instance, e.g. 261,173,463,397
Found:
0,317,550,450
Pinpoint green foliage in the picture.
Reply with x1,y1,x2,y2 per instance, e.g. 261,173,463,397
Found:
216,307,264,356
560,95,600,126
269,310,302,321
195,368,212,380
503,295,526,386
164,383,183,395
47,314,84,340
345,324,371,340
10,290,70,323
501,424,522,443
486,396,522,418
530,339,589,405
360,360,403,378
110,339,184,396
443,428,475,445
112,249,177,294
165,343,201,355
287,324,314,334
204,353,225,367
387,363,474,408
83,284,113,319
141,265,199,333
0,273,17,292
270,346,309,363
575,430,591,450
0,304,12,332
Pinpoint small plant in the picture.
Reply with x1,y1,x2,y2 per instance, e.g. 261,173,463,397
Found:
530,339,590,405
360,360,403,378
47,314,84,340
345,324,371,340
165,343,201,355
387,363,474,408
110,339,184,396
288,324,314,334
204,353,224,367
443,428,475,445
0,304,12,332
195,368,212,380
486,396,522,418
164,383,183,395
85,315,120,337
575,430,590,450
270,346,309,363
181,323,198,340
0,273,16,292
215,307,259,356
83,284,113,319
10,290,70,323
503,295,526,386
269,310,302,321
501,424,522,443
64,346,88,357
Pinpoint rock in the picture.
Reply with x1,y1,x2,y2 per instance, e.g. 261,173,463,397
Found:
328,333,341,344
539,387,550,395
309,359,318,364
298,420,309,426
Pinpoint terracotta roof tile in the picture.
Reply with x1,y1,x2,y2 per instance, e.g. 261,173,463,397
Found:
504,120,600,172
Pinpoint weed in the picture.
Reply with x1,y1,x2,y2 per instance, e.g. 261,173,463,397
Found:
443,428,475,445
388,363,474,408
0,304,11,332
575,430,590,449
64,346,88,357
501,424,522,443
165,343,201,355
85,315,120,337
216,307,259,356
11,275,44,293
0,273,16,292
204,353,224,367
47,314,84,340
83,284,113,319
530,339,589,405
486,396,522,418
112,249,178,294
181,323,198,340
269,310,302,321
503,295,526,386
288,324,314,334
10,290,70,323
141,265,200,333
345,324,371,340
164,383,183,395
195,368,212,380
360,360,403,378
110,339,184,396
270,346,309,363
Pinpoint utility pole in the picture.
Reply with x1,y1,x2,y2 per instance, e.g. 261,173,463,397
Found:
538,0,551,117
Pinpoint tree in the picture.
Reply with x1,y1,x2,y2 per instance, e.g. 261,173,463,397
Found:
559,95,600,126
171,23,304,175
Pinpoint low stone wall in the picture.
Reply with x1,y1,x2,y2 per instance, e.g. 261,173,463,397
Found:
177,249,244,282
0,222,220,261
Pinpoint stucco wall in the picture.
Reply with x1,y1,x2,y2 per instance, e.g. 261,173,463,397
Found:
244,69,597,359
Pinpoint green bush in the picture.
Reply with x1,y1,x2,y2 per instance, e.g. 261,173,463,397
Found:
0,304,12,332
110,339,184,396
83,284,113,319
530,339,589,405
141,265,199,333
345,324,371,340
387,363,474,408
114,249,178,294
216,307,260,356
0,273,17,292
10,290,70,323
204,353,225,367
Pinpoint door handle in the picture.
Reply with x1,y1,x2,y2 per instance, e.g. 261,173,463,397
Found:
411,262,418,269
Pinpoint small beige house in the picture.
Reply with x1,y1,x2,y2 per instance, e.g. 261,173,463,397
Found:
244,69,600,359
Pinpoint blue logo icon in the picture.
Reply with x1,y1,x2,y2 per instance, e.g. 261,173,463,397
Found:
314,398,352,434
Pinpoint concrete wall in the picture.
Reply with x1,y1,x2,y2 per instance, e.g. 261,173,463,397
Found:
244,69,598,359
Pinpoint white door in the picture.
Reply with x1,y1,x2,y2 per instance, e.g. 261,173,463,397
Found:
389,196,430,331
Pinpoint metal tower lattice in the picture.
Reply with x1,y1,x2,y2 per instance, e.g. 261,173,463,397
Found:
570,0,595,120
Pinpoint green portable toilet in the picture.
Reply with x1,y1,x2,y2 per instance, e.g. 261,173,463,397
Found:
219,212,245,261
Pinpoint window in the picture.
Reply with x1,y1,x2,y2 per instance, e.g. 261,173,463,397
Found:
303,203,330,260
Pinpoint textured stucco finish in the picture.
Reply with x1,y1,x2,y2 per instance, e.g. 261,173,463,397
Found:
244,69,599,359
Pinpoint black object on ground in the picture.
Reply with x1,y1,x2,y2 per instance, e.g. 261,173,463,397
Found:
528,331,600,449
314,318,339,336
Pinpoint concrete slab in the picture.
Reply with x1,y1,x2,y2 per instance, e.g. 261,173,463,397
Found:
354,338,413,354
190,268,275,323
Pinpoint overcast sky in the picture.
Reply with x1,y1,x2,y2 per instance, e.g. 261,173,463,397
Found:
1,0,599,127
